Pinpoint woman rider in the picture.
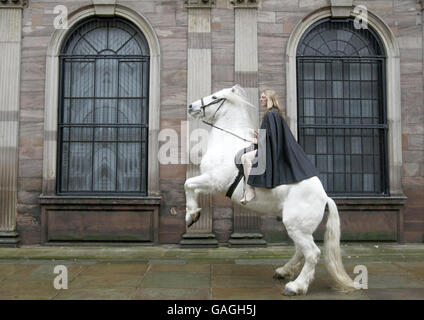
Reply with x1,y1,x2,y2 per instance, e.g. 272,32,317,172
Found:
240,89,319,204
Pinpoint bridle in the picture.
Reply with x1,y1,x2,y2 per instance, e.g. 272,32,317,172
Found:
198,97,252,143
199,97,226,120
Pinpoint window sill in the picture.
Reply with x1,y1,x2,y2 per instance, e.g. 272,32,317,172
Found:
39,194,162,206
331,195,407,209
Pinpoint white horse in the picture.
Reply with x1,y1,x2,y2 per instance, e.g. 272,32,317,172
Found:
184,85,357,296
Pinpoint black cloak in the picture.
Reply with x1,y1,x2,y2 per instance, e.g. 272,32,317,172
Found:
247,108,319,189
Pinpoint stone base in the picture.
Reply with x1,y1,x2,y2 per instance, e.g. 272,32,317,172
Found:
0,232,20,247
228,233,267,247
180,233,218,248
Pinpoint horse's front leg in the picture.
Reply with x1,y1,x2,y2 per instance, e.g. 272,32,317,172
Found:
184,173,213,227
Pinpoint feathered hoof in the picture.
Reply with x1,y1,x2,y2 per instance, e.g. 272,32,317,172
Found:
282,287,296,297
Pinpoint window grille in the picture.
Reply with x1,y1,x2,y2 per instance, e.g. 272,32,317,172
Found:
297,18,388,195
57,17,150,195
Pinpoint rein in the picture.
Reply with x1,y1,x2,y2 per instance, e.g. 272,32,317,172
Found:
199,98,252,143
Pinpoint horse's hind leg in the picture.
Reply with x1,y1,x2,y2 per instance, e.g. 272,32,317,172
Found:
282,228,320,296
274,247,303,280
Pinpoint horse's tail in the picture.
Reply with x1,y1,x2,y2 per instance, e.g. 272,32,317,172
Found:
324,197,356,292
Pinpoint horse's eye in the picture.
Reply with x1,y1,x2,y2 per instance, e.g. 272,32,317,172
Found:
212,95,217,99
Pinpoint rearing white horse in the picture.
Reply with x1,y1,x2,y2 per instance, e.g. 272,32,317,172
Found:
184,85,357,296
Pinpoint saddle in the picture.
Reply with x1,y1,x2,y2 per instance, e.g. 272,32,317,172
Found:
225,144,257,198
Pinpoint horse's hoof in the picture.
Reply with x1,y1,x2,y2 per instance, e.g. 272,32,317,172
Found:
282,287,296,296
273,273,285,280
186,211,201,228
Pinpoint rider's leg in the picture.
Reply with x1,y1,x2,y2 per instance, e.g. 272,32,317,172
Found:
240,150,257,204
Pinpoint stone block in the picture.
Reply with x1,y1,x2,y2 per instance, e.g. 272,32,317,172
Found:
298,0,329,11
17,178,42,191
213,193,233,207
162,69,187,88
155,26,187,39
160,37,187,52
160,105,187,119
212,65,234,82
161,85,187,106
403,150,424,163
402,176,424,188
17,191,40,205
393,0,418,13
19,109,43,122
21,79,45,93
144,12,177,27
159,178,186,205
408,135,424,151
17,203,40,217
213,207,233,219
402,163,420,177
162,50,187,69
258,11,276,24
119,0,155,13
20,92,44,110
18,160,43,178
176,9,188,26
261,0,299,11
21,60,45,81
354,0,393,14
16,213,39,228
258,23,285,36
159,164,187,179
18,146,43,160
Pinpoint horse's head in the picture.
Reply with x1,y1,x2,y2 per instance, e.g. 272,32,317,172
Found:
187,84,248,122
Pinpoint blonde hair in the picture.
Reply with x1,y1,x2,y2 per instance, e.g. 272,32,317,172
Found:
263,89,285,119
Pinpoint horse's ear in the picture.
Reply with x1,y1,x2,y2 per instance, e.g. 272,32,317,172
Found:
232,84,241,93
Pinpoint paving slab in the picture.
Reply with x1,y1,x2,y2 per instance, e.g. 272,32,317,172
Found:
0,279,59,299
70,274,143,289
0,244,422,300
140,271,211,289
363,288,424,300
133,288,211,300
54,287,137,300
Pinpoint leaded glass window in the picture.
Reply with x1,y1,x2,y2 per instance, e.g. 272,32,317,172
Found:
58,17,149,195
297,18,388,195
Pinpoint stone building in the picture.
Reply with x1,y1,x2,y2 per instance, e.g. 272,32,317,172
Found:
0,0,422,246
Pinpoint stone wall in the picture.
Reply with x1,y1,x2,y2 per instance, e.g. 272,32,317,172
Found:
14,0,424,244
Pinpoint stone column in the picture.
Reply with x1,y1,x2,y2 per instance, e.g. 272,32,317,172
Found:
0,0,27,247
229,0,266,247
180,0,218,247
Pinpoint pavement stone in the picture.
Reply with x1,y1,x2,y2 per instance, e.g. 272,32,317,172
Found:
54,287,137,300
0,244,422,300
140,271,211,289
133,288,211,300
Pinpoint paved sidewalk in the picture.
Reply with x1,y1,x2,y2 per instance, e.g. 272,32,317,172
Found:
0,244,423,300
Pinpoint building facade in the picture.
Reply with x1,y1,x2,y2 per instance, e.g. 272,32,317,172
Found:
0,0,422,246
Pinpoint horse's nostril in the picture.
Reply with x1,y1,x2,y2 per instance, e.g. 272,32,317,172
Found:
188,104,192,109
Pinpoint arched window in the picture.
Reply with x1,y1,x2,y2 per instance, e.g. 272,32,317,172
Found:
297,18,388,195
57,17,150,195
